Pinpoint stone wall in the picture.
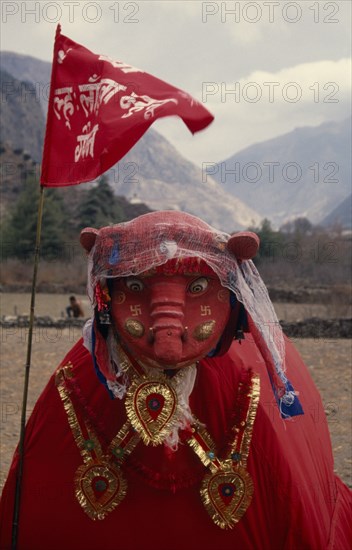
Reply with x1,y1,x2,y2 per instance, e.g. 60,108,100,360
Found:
1,315,351,338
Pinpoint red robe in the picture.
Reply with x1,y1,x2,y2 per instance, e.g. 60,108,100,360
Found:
1,335,351,550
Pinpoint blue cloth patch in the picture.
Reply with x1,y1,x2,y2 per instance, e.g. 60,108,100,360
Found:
91,326,114,399
109,242,119,265
272,377,304,418
207,342,221,357
230,291,237,308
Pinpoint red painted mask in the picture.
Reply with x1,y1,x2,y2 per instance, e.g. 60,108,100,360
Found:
81,212,298,412
110,261,231,369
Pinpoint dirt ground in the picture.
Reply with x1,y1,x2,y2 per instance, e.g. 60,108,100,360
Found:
0,327,351,491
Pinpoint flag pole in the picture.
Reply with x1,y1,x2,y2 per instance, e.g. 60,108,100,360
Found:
11,184,45,550
11,26,57,545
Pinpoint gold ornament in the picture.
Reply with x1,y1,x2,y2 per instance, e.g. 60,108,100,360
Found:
75,459,127,520
56,356,260,530
186,373,260,529
56,365,138,521
200,461,254,529
125,374,180,446
124,319,145,338
193,320,216,341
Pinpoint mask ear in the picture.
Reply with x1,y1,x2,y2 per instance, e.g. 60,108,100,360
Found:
227,231,260,261
80,227,99,252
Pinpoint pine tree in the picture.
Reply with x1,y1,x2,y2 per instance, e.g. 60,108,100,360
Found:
2,177,70,261
76,176,125,230
248,219,284,264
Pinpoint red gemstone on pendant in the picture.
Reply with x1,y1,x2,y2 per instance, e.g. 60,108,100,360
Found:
219,482,236,505
146,393,165,420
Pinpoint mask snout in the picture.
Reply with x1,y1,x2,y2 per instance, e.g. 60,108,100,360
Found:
149,284,186,363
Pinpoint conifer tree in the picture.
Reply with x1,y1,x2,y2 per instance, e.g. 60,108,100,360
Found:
2,177,69,261
76,176,125,230
248,219,284,264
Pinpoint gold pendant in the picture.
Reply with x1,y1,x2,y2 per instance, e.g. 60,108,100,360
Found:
58,361,259,529
125,375,180,446
200,461,254,529
75,459,127,520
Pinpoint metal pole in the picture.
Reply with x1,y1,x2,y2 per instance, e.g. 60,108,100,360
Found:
11,185,45,549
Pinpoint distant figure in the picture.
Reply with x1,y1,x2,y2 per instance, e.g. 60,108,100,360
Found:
66,295,84,318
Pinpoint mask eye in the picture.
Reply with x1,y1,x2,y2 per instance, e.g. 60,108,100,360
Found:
126,278,144,292
188,277,209,294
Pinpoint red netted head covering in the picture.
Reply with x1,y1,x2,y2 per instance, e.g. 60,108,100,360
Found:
81,211,301,416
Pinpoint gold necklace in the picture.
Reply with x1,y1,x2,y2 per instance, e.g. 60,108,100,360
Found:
118,344,196,446
56,351,260,528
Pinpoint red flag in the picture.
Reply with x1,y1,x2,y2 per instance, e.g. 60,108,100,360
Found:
40,25,214,187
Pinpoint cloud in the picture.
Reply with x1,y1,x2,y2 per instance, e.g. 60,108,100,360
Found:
1,1,350,166
183,58,351,163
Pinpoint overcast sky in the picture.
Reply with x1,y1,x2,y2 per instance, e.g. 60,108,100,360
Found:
1,0,351,165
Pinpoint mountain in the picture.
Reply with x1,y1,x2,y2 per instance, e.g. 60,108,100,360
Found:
0,142,153,225
2,51,350,231
0,143,39,219
214,118,351,227
0,51,51,112
321,194,352,229
107,129,261,231
0,51,261,232
0,68,45,161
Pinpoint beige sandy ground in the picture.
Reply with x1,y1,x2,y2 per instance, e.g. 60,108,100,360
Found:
0,328,351,491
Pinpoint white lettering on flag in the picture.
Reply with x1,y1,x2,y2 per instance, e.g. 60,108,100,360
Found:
53,87,74,129
75,122,99,162
79,76,127,117
120,92,178,120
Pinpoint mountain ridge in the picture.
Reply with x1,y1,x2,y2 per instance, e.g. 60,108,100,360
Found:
0,68,45,161
1,50,350,229
0,51,261,231
214,117,351,227
321,194,352,229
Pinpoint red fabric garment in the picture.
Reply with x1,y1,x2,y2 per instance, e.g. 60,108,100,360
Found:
41,26,213,187
1,336,351,550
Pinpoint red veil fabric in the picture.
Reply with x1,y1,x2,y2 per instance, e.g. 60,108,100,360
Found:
1,335,351,550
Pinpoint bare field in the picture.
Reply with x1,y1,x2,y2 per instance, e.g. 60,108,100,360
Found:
0,324,351,492
0,293,91,319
